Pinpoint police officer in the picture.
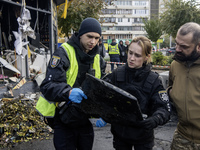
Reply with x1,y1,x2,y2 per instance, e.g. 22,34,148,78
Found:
96,36,171,150
108,39,122,71
39,18,106,150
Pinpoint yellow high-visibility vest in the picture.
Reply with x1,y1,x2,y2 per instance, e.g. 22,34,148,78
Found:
108,44,120,55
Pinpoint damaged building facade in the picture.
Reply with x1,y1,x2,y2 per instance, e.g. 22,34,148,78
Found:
0,0,65,78
0,1,67,148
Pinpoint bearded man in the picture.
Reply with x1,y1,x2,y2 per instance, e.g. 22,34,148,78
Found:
168,22,200,150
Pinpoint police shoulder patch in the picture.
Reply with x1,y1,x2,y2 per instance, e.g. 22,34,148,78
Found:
158,90,169,103
51,55,61,68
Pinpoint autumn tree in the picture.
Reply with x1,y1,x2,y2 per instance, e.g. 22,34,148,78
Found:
160,0,200,38
57,0,106,38
143,19,163,48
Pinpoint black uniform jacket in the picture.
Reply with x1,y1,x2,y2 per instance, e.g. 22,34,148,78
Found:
104,64,171,144
40,33,106,128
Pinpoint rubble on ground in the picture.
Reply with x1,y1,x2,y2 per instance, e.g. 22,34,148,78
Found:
0,78,53,148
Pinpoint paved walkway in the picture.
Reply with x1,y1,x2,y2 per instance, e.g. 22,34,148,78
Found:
4,116,177,150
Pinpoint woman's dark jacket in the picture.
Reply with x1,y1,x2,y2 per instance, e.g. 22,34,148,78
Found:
40,33,106,128
104,63,171,144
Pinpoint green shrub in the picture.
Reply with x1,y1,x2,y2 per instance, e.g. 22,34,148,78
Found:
152,51,174,66
162,56,169,65
152,51,164,65
167,55,174,64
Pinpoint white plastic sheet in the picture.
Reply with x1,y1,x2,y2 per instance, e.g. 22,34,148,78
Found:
13,7,36,56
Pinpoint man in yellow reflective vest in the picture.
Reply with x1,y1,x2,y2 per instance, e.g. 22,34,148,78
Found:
40,18,106,150
108,39,122,71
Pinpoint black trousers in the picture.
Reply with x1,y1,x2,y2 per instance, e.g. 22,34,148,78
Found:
53,124,94,150
113,135,154,150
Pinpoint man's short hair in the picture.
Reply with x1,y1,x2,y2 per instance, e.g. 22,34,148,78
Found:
179,22,200,44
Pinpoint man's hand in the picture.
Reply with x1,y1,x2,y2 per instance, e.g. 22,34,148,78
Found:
96,118,107,127
69,88,87,103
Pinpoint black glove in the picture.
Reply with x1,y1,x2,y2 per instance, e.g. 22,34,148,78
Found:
139,115,162,130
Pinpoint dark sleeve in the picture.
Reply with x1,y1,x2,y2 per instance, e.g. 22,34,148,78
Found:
40,47,72,102
100,56,106,78
149,77,171,125
118,44,123,57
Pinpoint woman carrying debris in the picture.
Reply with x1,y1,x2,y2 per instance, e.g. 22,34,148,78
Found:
96,36,171,150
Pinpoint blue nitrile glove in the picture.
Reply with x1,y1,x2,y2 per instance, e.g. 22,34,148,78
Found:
69,88,87,103
96,118,107,127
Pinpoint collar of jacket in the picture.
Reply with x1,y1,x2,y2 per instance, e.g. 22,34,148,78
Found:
125,63,152,81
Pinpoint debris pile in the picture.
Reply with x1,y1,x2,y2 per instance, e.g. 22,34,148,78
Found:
0,93,53,148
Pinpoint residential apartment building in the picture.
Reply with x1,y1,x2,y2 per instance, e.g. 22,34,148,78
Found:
100,0,159,45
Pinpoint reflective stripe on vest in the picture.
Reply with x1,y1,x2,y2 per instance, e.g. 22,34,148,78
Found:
36,43,101,117
108,44,120,55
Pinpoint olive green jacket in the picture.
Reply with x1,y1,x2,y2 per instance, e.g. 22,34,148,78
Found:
169,57,200,143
